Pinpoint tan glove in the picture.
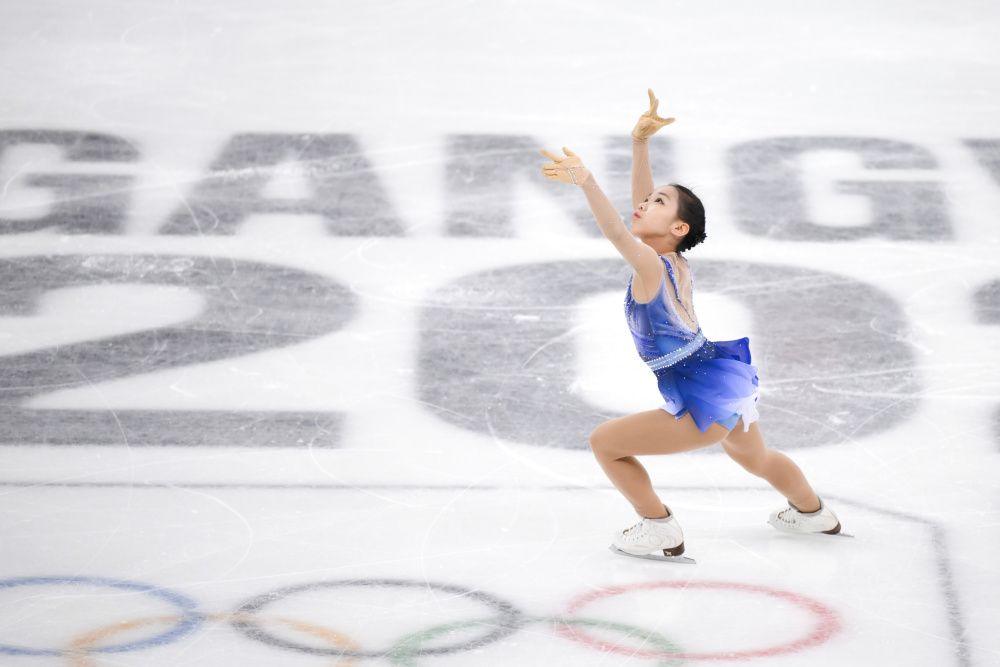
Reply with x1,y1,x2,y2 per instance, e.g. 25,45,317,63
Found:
540,147,591,186
631,88,675,140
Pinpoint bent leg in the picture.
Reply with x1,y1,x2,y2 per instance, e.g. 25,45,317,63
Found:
590,410,729,519
720,421,820,512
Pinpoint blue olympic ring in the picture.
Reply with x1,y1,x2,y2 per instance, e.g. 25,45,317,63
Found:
0,573,840,663
0,576,202,656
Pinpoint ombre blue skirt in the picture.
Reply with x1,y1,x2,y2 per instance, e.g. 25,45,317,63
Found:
651,336,760,433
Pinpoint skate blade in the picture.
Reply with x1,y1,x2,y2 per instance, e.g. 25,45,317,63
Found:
770,524,855,539
608,545,697,564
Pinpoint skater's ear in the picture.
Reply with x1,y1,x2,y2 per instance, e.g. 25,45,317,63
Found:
669,220,690,238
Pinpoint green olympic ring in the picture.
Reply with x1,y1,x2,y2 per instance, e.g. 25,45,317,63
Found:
0,575,840,663
387,616,687,667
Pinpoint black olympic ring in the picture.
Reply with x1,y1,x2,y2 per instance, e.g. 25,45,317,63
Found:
231,578,525,658
0,574,841,662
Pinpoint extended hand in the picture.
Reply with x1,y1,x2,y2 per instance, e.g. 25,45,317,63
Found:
632,88,675,140
540,147,591,186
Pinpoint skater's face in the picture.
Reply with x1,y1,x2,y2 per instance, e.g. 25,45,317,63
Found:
632,186,689,248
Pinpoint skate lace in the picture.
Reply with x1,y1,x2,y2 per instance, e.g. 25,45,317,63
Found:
776,507,800,525
621,519,649,542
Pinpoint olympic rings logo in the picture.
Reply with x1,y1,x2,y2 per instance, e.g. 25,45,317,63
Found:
0,576,842,665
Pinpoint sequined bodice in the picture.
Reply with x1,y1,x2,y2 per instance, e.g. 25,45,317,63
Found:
625,256,700,362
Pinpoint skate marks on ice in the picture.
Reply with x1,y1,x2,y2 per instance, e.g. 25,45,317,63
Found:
972,277,1000,450
0,252,920,450
607,526,855,566
2,131,981,453
608,526,855,565
0,574,845,665
418,258,918,451
0,254,352,447
728,137,953,242
0,130,969,240
0,485,971,666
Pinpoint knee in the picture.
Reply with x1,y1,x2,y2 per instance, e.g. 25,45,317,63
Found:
589,420,617,460
725,442,769,477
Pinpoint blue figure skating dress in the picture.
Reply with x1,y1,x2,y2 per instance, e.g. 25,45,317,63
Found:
625,254,760,433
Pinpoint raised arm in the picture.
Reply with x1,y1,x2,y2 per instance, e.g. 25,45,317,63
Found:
540,147,664,300
631,137,654,212
631,89,675,211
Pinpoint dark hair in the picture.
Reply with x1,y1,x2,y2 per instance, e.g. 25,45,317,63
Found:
670,183,707,253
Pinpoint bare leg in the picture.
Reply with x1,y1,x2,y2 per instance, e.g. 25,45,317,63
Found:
590,410,730,519
720,420,821,512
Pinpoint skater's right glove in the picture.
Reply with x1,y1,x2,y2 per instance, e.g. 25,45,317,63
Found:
631,88,675,141
540,147,591,186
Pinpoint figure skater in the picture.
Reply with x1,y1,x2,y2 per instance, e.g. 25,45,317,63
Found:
540,89,841,558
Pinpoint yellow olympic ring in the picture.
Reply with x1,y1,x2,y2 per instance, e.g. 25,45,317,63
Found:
65,612,363,667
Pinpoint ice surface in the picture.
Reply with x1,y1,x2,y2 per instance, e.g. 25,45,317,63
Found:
0,1,998,665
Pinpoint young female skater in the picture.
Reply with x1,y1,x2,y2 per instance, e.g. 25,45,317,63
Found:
540,90,840,558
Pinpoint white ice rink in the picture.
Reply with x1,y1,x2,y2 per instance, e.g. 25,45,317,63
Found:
0,1,998,665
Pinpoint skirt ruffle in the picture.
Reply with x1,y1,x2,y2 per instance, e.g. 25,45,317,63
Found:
655,337,760,433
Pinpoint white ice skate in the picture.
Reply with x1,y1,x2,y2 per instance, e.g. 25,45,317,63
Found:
609,506,695,563
768,499,850,537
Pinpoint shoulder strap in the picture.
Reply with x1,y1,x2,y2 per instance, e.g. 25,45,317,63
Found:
660,256,682,302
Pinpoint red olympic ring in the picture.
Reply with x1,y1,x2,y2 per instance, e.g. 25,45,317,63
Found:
43,578,840,664
556,580,841,661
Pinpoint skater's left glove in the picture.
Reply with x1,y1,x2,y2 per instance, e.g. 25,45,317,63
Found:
540,147,591,186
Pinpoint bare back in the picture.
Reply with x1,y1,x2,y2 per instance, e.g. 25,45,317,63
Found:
630,252,698,333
